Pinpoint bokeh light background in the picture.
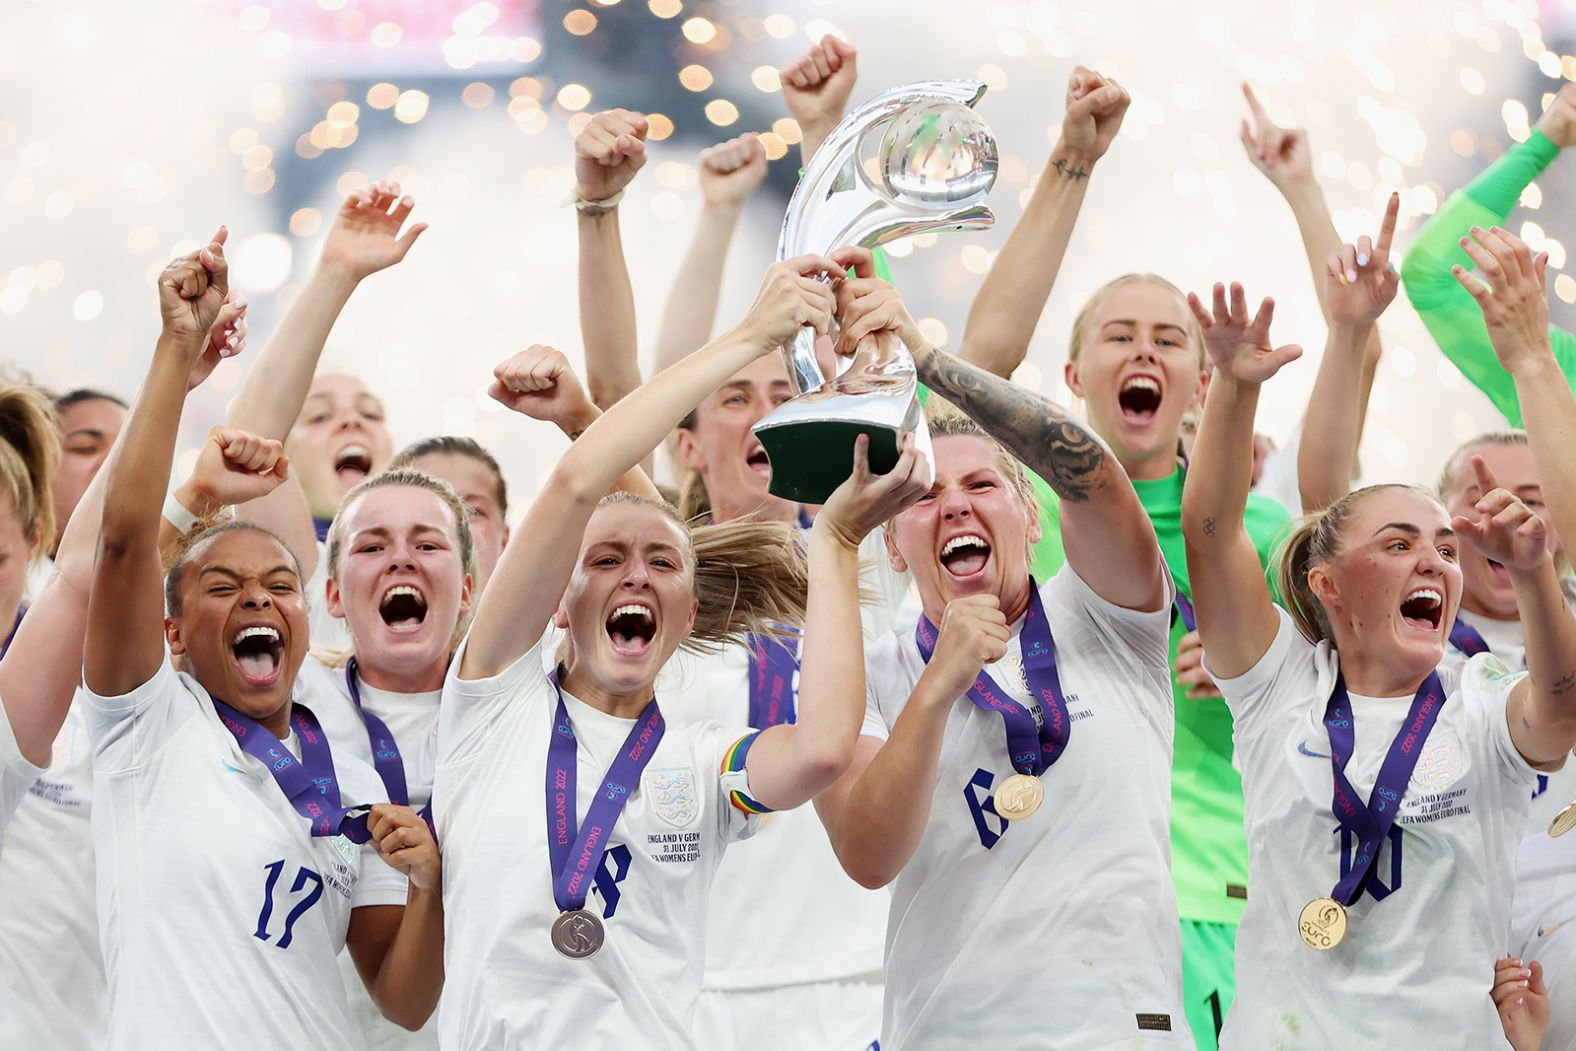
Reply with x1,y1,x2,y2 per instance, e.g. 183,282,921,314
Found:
4,0,1574,511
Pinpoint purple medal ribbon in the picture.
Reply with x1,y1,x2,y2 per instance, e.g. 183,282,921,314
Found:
1448,618,1490,658
914,579,1069,776
544,667,665,913
344,658,435,833
746,631,800,729
1173,591,1197,634
0,603,24,659
1322,671,1446,905
212,699,372,843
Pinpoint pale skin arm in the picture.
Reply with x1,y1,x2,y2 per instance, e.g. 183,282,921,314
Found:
835,247,1165,611
457,258,840,681
575,110,648,410
740,437,927,812
346,805,444,1030
653,134,769,373
817,593,1009,887
1297,193,1400,512
1180,284,1304,678
84,235,233,697
1243,83,1384,483
231,183,427,578
779,35,859,167
958,67,1130,379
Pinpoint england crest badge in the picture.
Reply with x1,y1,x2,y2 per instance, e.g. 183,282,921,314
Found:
646,767,700,828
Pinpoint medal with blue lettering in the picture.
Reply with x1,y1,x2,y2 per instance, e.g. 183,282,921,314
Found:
1301,671,1446,950
544,667,665,959
212,699,372,843
915,579,1068,822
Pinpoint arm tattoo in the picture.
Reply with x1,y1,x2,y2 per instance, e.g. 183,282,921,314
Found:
1203,517,1216,538
1051,157,1089,181
1553,671,1576,697
915,347,1107,502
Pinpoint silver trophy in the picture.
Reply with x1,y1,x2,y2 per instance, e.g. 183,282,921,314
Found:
751,80,998,504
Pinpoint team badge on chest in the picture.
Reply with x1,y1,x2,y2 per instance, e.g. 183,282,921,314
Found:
997,652,1031,696
646,767,699,828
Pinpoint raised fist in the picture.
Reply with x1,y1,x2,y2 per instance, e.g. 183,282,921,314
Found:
575,109,649,203
699,133,768,208
159,227,229,344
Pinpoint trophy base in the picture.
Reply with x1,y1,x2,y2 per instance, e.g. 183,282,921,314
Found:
754,420,904,505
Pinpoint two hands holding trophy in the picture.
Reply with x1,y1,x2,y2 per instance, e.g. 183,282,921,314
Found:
750,81,1001,504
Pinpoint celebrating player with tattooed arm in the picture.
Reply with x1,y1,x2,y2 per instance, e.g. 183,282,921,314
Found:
814,249,1191,1049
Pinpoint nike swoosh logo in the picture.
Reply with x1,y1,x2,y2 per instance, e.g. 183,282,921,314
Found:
219,760,245,774
1297,741,1332,760
1539,922,1563,940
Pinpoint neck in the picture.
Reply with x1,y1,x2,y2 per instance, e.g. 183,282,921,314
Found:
258,701,293,741
710,488,797,525
1117,445,1180,482
560,660,655,719
357,654,448,693
1335,639,1433,698
1460,591,1518,623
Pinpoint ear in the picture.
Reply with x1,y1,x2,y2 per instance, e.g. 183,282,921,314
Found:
1063,361,1085,399
1308,562,1337,607
165,617,185,656
1026,501,1043,546
675,428,706,473
1190,369,1210,412
552,603,570,630
26,515,44,560
684,595,699,635
324,576,347,620
501,524,512,547
884,525,909,574
457,572,475,615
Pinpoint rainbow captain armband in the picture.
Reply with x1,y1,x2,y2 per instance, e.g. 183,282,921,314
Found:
721,731,774,815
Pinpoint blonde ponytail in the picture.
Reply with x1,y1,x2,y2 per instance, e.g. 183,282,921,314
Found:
0,382,60,560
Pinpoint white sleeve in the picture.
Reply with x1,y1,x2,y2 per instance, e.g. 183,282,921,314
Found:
1048,561,1176,694
437,632,548,768
858,634,904,744
80,656,194,773
1206,607,1320,733
352,842,414,909
858,527,914,640
1461,652,1541,786
0,696,43,831
704,725,765,844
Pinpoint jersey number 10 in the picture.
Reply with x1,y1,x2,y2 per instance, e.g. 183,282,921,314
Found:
253,859,325,949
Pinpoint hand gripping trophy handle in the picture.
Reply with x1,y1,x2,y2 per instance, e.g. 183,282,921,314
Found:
751,81,999,505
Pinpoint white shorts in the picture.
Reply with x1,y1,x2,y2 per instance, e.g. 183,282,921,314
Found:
692,974,882,1050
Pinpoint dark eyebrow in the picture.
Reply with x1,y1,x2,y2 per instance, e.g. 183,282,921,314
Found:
1372,522,1421,537
62,428,109,441
199,565,297,581
1099,319,1188,336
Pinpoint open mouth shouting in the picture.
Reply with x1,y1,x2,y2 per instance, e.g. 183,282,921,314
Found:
1117,374,1163,426
380,585,429,633
606,602,657,658
1399,587,1444,632
231,624,285,688
335,443,374,488
940,533,991,579
745,441,772,481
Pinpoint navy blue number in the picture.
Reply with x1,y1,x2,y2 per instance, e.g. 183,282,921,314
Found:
254,859,326,949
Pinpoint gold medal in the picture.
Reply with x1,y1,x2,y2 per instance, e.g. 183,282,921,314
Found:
550,908,605,960
994,773,1044,821
1298,897,1347,951
1549,801,1576,838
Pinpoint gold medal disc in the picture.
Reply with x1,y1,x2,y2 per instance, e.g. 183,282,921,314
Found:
1297,897,1347,951
1549,801,1576,838
551,908,605,960
994,773,1044,821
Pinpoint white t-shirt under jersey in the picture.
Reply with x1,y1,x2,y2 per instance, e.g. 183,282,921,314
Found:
433,634,765,1050
299,655,441,1050
1212,609,1538,1051
0,691,42,835
862,566,1189,1050
84,658,407,1049
0,697,103,1051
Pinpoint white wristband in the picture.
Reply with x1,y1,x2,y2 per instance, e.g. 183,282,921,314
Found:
162,491,201,535
571,188,624,214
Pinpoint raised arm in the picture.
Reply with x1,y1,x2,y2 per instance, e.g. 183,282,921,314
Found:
457,257,839,680
779,35,859,167
742,436,927,812
835,247,1164,612
574,110,648,410
1298,193,1400,512
653,134,769,373
1452,456,1576,766
957,66,1129,379
1241,82,1385,456
84,234,232,696
1400,84,1576,425
1180,284,1303,677
230,182,427,574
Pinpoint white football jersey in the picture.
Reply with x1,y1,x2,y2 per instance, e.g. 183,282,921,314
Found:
0,690,42,833
1211,609,1535,1050
0,696,101,1050
433,635,764,1050
1510,831,1576,1051
862,567,1189,1049
84,659,407,1048
306,539,353,652
298,654,441,1050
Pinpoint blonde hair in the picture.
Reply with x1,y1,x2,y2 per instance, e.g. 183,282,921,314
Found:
594,492,807,649
677,469,712,522
1067,273,1206,369
1437,430,1528,500
1274,483,1436,644
0,382,60,561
